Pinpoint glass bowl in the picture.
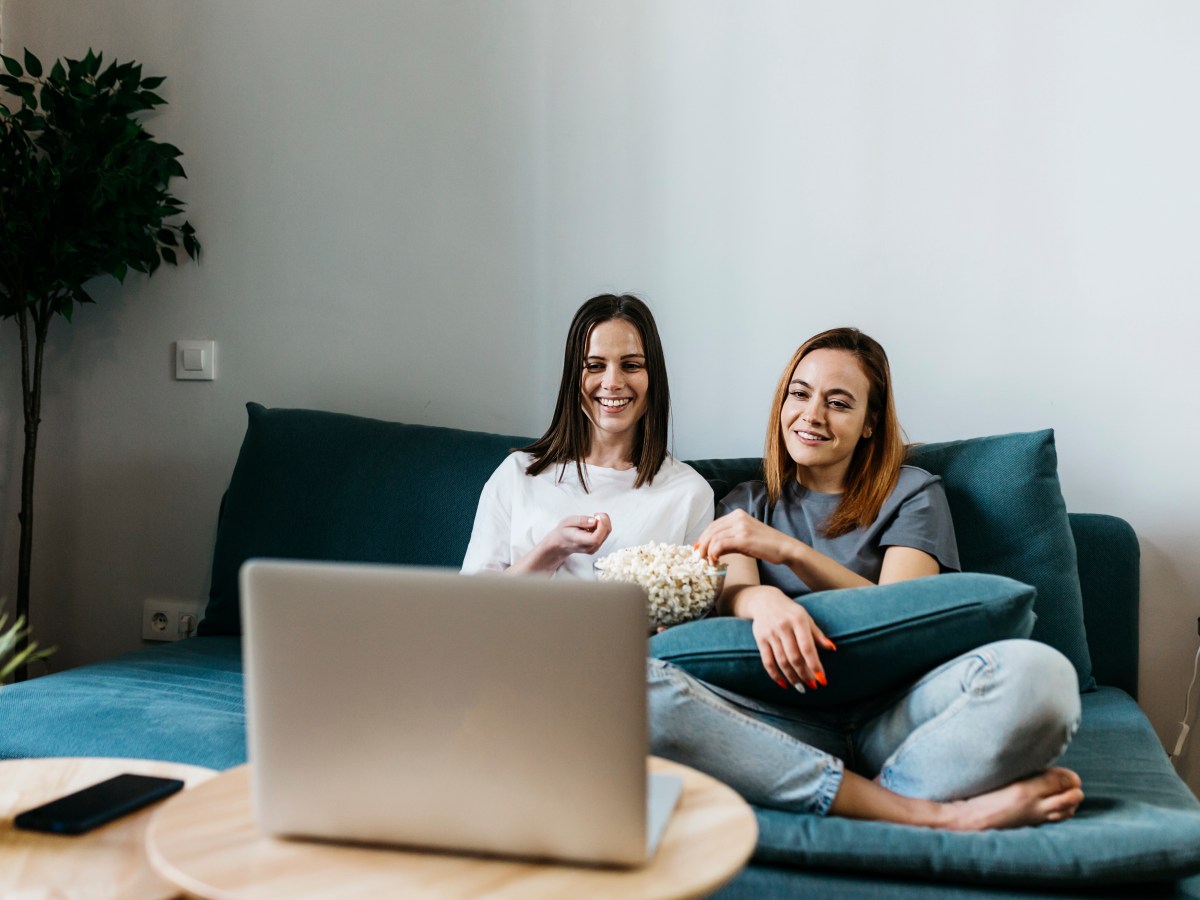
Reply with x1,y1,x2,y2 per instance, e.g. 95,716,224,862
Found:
594,545,727,630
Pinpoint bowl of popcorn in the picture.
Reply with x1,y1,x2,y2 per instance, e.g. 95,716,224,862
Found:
594,542,727,630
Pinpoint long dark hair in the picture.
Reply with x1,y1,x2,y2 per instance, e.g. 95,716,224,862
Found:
763,327,906,537
520,294,670,490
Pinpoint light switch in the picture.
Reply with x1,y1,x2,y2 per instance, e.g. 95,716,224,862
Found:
176,340,216,381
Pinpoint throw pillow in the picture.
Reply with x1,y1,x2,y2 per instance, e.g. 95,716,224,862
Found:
908,430,1094,690
649,572,1037,708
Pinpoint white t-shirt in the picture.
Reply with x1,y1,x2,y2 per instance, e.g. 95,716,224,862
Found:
461,451,715,579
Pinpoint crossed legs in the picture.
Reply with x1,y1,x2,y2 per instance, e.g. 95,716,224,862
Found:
647,640,1084,830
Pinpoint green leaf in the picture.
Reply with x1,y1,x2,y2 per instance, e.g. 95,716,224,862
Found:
139,91,166,107
156,228,178,246
0,74,21,92
1,54,23,78
15,83,37,109
50,60,66,83
0,614,56,681
161,247,178,266
97,61,119,90
140,75,166,90
23,50,43,78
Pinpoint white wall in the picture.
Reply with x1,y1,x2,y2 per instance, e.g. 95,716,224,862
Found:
2,1,1198,795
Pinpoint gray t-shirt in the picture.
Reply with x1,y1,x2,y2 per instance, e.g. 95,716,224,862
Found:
717,465,960,596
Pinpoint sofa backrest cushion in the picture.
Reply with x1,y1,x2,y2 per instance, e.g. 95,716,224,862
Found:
688,429,1095,691
198,403,526,636
907,430,1094,690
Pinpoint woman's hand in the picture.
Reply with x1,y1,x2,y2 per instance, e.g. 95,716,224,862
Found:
738,585,836,689
696,510,798,566
508,513,612,574
552,512,612,557
702,509,876,593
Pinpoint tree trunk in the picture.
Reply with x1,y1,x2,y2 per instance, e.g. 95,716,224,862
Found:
13,300,48,683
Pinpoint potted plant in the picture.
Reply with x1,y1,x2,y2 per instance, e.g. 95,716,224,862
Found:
0,609,53,684
0,49,200,680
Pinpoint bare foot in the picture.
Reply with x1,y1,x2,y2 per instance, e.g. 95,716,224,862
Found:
937,768,1084,831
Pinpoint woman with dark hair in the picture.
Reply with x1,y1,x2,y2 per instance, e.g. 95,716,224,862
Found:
649,327,1084,830
462,294,713,577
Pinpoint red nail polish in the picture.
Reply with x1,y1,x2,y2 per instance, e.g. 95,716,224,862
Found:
776,679,787,688
806,679,818,690
815,671,827,687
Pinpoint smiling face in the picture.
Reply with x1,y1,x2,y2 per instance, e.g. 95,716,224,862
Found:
580,318,650,458
780,348,874,493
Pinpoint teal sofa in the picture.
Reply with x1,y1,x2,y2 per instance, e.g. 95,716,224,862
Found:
4,403,1200,897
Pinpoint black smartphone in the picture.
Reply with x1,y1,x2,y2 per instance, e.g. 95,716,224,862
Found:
14,773,185,835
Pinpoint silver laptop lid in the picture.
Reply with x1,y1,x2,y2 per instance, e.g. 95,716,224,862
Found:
240,559,653,866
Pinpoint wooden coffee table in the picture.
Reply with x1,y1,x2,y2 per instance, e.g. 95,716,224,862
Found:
0,756,216,899
147,756,758,899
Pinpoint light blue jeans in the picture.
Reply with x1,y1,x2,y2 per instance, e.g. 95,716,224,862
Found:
648,639,1081,814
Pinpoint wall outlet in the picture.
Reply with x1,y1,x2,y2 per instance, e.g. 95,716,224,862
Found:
142,598,206,642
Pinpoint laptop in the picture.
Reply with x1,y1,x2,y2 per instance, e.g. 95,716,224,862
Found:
239,559,682,867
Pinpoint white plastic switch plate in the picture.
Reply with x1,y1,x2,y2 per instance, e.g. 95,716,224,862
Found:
175,340,216,380
142,597,207,641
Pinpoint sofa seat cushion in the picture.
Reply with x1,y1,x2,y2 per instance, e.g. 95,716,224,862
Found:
0,637,246,770
649,572,1037,708
746,687,1200,886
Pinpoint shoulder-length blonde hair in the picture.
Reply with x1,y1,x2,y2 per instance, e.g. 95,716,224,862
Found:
763,327,906,537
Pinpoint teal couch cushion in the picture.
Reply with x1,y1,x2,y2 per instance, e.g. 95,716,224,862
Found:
0,637,246,770
740,688,1200,887
908,430,1094,690
199,403,526,635
649,573,1036,708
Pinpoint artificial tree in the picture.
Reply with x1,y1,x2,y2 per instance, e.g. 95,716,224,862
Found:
0,49,200,680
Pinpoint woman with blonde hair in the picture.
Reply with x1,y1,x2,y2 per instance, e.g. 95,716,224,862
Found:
650,327,1083,830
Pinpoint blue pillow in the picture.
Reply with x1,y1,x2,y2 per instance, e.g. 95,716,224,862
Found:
908,430,1095,690
648,573,1035,708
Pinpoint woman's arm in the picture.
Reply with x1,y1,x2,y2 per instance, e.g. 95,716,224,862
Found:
702,515,939,688
698,510,938,591
710,551,831,688
699,509,871,591
463,456,615,575
505,513,612,575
